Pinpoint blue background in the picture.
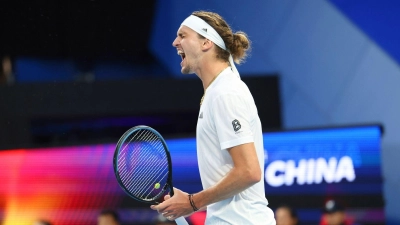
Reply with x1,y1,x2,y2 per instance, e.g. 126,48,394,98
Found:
168,126,382,196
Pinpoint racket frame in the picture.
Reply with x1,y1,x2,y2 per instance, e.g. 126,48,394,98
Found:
113,125,175,203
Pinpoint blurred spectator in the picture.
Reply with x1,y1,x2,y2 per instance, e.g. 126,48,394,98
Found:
320,200,355,225
0,55,14,85
97,209,120,225
188,211,207,225
153,214,176,225
33,219,52,225
275,204,298,225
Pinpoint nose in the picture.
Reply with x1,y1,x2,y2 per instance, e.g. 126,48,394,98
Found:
172,37,179,47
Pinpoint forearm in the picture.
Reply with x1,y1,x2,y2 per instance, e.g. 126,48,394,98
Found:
191,165,260,210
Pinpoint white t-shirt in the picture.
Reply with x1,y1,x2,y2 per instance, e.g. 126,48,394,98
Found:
196,67,275,225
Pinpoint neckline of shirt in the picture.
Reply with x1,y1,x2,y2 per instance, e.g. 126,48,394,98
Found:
206,66,232,92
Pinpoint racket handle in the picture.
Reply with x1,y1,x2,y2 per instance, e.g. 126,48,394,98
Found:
175,216,189,225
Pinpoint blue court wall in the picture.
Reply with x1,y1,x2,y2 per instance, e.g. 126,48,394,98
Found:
329,0,400,65
150,0,400,224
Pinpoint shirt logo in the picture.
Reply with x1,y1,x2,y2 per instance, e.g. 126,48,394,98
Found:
199,112,203,119
232,119,241,132
202,28,207,32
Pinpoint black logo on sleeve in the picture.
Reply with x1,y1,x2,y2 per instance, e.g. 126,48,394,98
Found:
232,119,241,132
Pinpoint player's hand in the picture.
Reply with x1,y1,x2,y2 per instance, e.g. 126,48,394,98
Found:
150,188,193,220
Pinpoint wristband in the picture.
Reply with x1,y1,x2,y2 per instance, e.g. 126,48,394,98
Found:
188,194,199,212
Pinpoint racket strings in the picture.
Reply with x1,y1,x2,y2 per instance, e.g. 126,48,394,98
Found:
118,130,148,176
120,131,166,187
118,128,144,159
118,130,151,180
134,167,169,198
119,132,166,197
127,151,167,188
128,137,169,199
142,172,169,199
126,159,168,196
121,141,161,186
119,131,161,184
119,130,159,176
130,132,169,197
117,129,170,200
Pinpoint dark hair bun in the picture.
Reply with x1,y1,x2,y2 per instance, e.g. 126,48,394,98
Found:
230,31,251,64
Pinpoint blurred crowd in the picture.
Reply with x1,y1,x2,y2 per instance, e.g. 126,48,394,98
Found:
31,208,177,225
275,199,358,225
96,209,176,225
0,55,14,85
29,199,358,225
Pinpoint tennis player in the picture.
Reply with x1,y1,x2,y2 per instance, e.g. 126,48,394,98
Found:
151,11,275,225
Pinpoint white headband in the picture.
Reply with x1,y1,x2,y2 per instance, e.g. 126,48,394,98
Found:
181,15,240,78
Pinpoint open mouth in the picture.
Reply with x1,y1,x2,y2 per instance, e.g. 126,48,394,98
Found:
177,50,186,63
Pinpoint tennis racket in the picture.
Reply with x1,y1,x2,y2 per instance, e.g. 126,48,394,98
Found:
113,125,188,225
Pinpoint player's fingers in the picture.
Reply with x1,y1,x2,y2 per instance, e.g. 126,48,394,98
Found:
164,194,171,200
157,202,171,213
166,215,174,221
162,210,175,218
150,202,164,212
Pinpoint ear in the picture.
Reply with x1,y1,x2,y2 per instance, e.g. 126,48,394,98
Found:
201,39,213,51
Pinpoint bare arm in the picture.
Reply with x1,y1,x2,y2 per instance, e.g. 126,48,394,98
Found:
151,142,261,219
191,142,261,208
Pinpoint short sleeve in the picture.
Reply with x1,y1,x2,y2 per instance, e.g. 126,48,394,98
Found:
211,94,254,150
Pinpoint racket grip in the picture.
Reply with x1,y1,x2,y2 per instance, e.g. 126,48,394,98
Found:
175,216,189,225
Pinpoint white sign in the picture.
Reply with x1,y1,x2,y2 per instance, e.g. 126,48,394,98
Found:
265,156,356,187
